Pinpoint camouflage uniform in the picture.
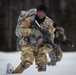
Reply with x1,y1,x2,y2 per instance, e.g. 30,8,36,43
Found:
13,14,55,73
15,8,63,68
48,27,65,66
48,44,62,66
19,16,54,64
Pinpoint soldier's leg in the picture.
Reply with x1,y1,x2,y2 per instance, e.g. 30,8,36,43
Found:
55,46,63,61
35,52,48,71
12,62,31,73
48,50,57,66
48,45,63,66
35,46,49,71
12,45,34,73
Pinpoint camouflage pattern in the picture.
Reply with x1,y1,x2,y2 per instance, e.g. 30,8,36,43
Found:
15,9,36,48
55,26,67,44
18,15,55,66
15,9,55,47
20,44,51,65
15,9,37,38
14,8,55,67
48,27,64,66
48,44,62,62
21,45,35,64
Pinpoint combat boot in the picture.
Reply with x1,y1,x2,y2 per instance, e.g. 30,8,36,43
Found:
38,66,46,71
37,62,46,72
12,63,25,73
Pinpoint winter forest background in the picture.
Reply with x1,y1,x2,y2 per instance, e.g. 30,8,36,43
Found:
0,0,76,52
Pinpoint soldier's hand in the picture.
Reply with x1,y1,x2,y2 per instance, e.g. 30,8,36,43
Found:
62,40,68,45
37,38,43,43
36,38,43,47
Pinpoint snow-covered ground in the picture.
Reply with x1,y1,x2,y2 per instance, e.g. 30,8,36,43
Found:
0,51,76,75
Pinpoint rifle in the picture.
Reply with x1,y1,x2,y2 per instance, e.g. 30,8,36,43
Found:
55,28,74,47
31,20,56,48
62,39,74,47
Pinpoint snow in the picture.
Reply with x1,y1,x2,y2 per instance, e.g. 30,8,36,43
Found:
0,51,76,75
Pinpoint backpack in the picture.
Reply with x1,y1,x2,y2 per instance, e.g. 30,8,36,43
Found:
15,9,37,48
15,9,37,38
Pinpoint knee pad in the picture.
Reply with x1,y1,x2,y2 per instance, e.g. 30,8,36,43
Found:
22,61,31,69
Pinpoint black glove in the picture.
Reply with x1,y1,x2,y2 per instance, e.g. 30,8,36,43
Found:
48,60,56,66
62,40,68,45
54,37,60,44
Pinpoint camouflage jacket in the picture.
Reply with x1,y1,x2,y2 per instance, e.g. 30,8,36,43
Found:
15,9,55,46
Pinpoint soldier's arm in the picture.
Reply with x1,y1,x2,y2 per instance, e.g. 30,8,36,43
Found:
48,22,55,41
19,17,32,37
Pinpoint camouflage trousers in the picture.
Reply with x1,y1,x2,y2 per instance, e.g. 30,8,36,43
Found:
20,44,52,66
48,44,63,62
